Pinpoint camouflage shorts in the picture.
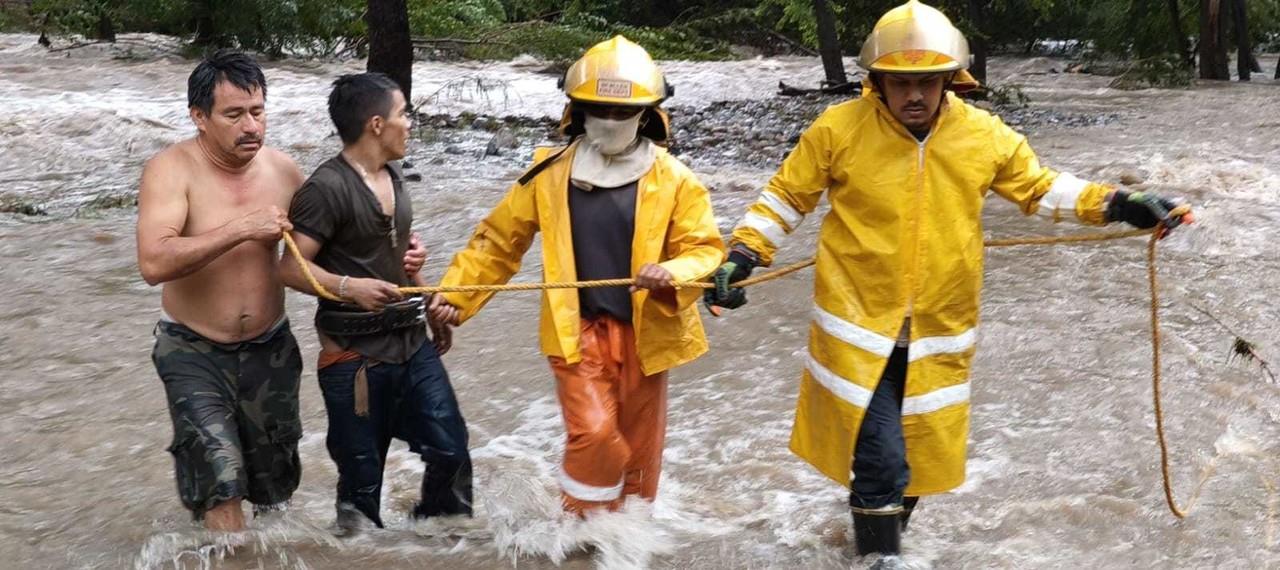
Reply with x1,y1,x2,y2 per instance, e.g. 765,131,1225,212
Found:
152,318,303,519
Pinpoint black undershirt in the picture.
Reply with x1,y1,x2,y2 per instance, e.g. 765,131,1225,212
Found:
568,180,637,322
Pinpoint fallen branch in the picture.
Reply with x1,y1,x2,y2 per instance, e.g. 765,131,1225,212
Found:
412,37,513,48
47,39,112,52
416,73,515,110
753,24,817,56
778,79,858,96
1192,304,1276,383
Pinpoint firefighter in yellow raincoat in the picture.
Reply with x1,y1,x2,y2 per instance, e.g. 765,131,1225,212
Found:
704,0,1194,559
431,36,725,515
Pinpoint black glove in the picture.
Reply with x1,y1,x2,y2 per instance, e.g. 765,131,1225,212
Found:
1105,189,1192,233
703,248,758,316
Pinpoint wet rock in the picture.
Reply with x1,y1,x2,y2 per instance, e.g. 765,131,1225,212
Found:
444,145,466,155
400,159,424,181
0,196,47,216
485,128,519,156
417,91,1121,170
1119,171,1147,186
78,193,137,213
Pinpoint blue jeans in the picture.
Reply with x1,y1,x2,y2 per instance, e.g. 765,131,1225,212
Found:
850,346,910,510
318,342,472,527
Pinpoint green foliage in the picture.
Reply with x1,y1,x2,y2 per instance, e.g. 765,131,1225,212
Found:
30,0,365,55
31,0,117,37
7,0,1280,64
1082,0,1187,59
612,22,730,60
1253,0,1280,51
1107,54,1195,89
411,5,730,61
756,0,819,46
463,20,603,60
501,0,564,21
983,82,1029,107
408,0,504,39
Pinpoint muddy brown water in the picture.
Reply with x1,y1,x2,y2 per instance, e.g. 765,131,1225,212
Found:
2,34,1279,569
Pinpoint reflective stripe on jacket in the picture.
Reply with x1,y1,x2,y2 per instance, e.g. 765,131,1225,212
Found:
732,84,1111,494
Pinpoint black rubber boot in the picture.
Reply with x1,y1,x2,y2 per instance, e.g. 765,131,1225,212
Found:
853,509,902,556
900,496,920,532
413,455,474,518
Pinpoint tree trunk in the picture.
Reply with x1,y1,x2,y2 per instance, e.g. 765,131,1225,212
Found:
1198,0,1229,79
1231,0,1251,80
93,0,117,43
366,0,414,105
193,2,216,47
968,0,988,84
1166,0,1192,68
94,12,115,42
811,0,847,87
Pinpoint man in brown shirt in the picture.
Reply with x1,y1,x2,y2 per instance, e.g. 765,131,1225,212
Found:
281,73,471,530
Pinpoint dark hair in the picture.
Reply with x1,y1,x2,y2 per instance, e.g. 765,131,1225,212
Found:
187,50,267,114
327,73,402,145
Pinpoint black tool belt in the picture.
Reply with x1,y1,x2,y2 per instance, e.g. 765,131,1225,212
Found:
316,297,425,337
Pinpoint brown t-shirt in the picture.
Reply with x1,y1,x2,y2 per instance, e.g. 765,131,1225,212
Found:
289,154,425,363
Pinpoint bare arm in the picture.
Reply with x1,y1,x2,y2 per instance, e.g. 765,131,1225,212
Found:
135,154,291,285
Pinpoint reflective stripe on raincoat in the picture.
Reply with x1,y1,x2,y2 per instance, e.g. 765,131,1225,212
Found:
732,83,1113,495
440,141,725,376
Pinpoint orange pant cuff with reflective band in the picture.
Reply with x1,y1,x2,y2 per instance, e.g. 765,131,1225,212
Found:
549,316,668,516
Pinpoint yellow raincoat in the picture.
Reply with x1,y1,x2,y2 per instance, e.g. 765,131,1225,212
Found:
440,142,725,376
732,82,1114,495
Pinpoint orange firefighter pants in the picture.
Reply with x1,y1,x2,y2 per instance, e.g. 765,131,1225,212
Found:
549,316,668,516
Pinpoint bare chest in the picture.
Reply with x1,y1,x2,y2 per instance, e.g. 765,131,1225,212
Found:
184,169,290,235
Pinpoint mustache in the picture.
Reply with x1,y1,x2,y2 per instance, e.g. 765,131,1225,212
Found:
236,136,263,145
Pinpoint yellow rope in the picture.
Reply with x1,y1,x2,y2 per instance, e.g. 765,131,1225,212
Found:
283,228,1155,299
283,221,1194,518
1146,229,1195,519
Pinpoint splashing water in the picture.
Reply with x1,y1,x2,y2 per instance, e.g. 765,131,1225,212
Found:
2,33,1280,569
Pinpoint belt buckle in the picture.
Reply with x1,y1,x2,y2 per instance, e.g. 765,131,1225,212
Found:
407,296,426,325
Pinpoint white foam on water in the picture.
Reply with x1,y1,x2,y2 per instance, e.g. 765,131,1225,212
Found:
6,33,1280,568
1214,423,1265,457
133,511,340,570
480,472,675,569
320,391,738,567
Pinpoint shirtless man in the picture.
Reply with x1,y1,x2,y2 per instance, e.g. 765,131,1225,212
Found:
136,51,305,531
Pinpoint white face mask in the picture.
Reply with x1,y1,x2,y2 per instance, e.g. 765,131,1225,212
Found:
583,113,642,156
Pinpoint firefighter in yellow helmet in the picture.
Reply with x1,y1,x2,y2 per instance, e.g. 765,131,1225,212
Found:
431,36,724,515
705,0,1194,560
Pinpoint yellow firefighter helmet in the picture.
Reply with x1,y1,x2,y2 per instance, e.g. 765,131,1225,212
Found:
560,35,671,106
859,0,971,74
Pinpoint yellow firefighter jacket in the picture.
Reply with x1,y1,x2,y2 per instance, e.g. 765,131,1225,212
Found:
731,83,1114,495
440,141,725,376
